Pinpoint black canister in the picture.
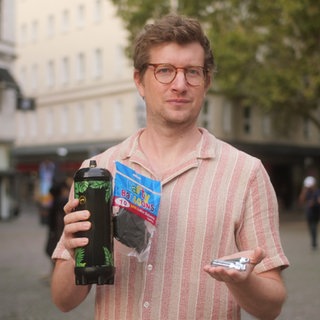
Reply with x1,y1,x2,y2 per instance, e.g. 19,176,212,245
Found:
73,160,115,285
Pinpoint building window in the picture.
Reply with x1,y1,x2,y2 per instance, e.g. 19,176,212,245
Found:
262,113,271,137
77,4,85,28
60,106,68,135
92,101,102,132
200,99,210,129
31,20,38,42
75,103,84,134
47,15,55,37
46,108,54,136
94,0,102,23
222,100,232,133
47,60,55,87
243,106,251,134
114,45,125,78
29,112,37,138
20,24,28,44
303,117,311,140
30,64,38,92
20,66,27,91
2,89,15,114
93,48,103,78
76,53,85,81
17,113,26,139
61,10,70,32
0,0,2,39
61,57,69,85
113,100,123,131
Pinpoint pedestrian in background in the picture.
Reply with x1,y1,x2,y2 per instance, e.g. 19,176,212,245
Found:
45,179,70,266
299,176,320,250
51,14,289,320
37,160,55,224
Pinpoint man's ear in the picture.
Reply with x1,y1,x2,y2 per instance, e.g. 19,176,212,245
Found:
205,73,212,91
134,69,145,98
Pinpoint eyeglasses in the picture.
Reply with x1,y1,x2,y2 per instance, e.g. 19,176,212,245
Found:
148,63,206,86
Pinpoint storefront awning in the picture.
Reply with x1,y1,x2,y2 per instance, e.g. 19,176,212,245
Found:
0,67,21,93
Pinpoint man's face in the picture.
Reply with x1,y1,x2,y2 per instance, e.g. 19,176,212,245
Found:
134,42,211,128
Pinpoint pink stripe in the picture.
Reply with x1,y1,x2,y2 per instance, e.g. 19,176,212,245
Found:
178,166,207,319
160,178,184,319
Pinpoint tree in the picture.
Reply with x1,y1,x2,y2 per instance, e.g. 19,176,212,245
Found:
111,0,320,131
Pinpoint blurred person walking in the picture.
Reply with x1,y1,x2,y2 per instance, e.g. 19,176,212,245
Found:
37,160,56,224
45,179,70,268
299,176,320,249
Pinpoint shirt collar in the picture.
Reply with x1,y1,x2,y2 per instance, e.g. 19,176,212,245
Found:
119,127,217,163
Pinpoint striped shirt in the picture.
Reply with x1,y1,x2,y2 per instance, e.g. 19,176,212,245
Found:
53,128,289,319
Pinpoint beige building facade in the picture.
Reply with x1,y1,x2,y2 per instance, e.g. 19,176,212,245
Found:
13,0,320,209
0,0,21,219
14,0,143,165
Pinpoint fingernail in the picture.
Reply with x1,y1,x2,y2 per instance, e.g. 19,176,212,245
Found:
83,221,91,229
81,238,89,246
83,211,90,218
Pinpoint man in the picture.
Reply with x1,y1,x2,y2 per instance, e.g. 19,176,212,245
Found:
51,14,289,319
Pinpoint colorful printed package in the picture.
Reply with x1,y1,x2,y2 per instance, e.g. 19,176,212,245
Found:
113,161,161,262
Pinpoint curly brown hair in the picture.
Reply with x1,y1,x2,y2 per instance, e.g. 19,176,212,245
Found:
133,14,215,82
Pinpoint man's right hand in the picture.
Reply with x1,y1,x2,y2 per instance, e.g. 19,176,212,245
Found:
62,199,91,258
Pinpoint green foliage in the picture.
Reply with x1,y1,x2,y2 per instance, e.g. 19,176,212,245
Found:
110,0,320,130
74,181,89,197
75,247,86,267
105,183,112,203
207,0,320,129
110,0,170,55
75,180,112,202
89,181,112,202
103,246,114,266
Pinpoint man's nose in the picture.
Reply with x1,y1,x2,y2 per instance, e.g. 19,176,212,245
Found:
171,70,188,89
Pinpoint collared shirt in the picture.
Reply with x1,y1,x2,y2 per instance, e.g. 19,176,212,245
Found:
53,128,289,320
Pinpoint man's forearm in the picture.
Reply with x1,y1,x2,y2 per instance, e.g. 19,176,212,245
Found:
227,269,286,320
51,259,91,312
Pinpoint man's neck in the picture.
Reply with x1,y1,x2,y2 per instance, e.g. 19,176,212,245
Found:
139,125,202,175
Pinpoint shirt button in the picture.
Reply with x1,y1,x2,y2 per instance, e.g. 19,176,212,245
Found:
147,264,153,271
143,301,150,308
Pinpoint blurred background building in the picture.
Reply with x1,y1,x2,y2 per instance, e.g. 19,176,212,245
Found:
2,0,319,216
12,0,145,210
0,0,20,219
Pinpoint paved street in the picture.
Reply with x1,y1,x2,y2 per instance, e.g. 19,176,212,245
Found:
242,213,320,320
0,203,319,319
0,203,94,320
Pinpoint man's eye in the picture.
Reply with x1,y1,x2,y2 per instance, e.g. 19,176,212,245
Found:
187,68,201,76
157,67,173,74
